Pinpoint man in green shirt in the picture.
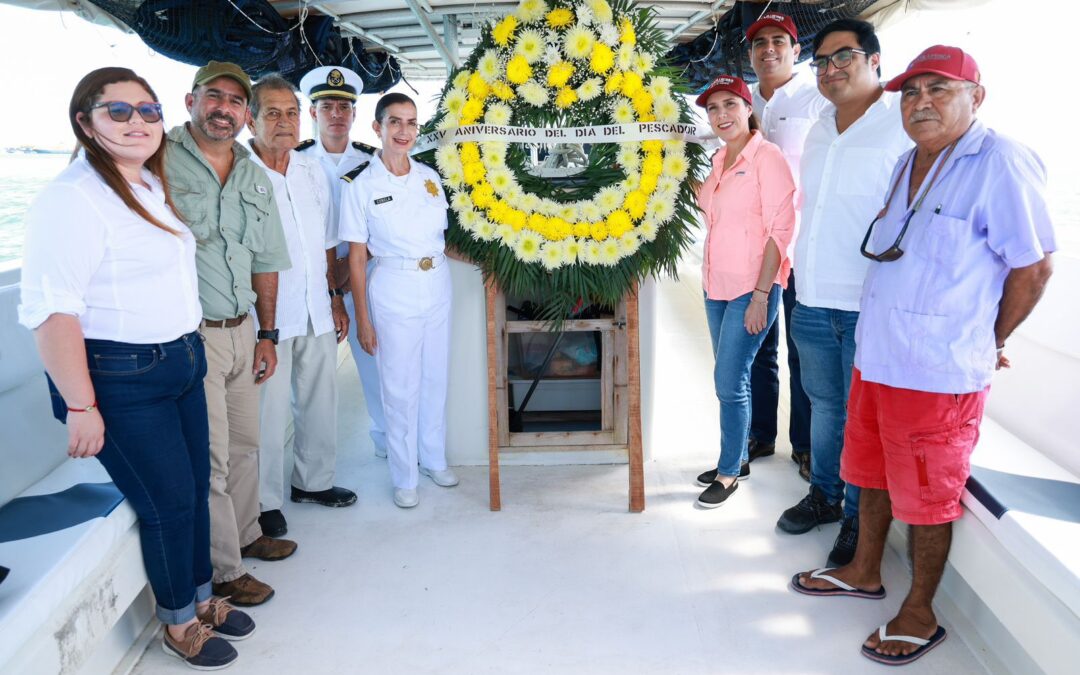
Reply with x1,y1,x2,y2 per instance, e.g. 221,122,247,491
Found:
166,61,296,606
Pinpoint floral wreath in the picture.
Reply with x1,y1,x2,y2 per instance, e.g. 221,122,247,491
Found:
417,0,707,317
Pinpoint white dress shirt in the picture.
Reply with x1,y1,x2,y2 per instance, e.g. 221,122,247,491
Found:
795,92,913,311
751,66,829,185
250,146,336,342
338,154,449,258
300,140,374,260
18,156,201,343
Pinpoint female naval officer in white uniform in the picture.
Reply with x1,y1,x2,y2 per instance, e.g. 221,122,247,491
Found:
338,93,458,508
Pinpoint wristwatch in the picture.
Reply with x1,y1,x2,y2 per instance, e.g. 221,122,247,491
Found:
257,329,279,345
329,287,345,298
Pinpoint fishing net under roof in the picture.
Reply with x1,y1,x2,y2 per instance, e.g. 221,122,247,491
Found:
668,0,880,91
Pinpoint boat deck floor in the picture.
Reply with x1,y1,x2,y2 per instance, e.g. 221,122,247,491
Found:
131,259,988,674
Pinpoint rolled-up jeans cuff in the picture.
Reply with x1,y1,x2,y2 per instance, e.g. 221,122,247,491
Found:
195,580,213,603
156,597,197,625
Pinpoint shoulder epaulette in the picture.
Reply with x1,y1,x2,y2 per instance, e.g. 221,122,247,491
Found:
295,139,317,151
341,161,371,183
413,157,437,173
352,141,377,155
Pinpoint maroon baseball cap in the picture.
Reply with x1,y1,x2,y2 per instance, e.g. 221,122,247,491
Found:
885,45,981,92
746,12,798,42
695,75,753,108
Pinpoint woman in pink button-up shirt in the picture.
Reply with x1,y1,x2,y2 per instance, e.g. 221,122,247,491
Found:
693,75,796,508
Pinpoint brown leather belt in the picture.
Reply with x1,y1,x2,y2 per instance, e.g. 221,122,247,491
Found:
202,313,248,328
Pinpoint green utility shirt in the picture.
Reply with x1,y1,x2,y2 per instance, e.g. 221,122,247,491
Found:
165,124,291,321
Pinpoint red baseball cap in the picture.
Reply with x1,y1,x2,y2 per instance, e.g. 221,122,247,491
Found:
695,74,753,108
885,45,981,92
746,12,798,42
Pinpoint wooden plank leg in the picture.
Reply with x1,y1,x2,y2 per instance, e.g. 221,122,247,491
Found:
485,279,502,511
625,283,645,512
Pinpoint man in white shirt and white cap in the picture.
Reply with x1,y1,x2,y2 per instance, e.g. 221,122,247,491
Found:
246,74,357,539
297,65,388,459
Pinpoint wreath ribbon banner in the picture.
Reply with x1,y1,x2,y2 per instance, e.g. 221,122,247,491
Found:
414,122,718,154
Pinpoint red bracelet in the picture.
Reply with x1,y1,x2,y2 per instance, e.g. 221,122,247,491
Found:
67,400,98,413
754,286,770,295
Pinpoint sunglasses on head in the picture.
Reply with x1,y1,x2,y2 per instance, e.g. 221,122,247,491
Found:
90,101,163,123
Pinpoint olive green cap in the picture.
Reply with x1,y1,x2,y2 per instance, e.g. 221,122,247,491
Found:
192,61,252,100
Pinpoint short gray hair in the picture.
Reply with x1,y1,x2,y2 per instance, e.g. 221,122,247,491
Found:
250,74,299,118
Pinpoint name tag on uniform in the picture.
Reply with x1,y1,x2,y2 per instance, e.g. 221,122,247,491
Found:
374,195,393,205
254,184,268,195
735,171,747,176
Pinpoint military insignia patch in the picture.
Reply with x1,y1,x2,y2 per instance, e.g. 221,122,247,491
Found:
327,69,345,87
424,179,439,197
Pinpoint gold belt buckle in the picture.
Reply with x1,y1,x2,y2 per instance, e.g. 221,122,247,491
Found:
418,256,434,271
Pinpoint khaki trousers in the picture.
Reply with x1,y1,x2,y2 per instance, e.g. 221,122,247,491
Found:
258,324,339,511
200,315,262,583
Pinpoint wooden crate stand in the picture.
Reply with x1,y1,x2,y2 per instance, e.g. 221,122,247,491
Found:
484,280,645,512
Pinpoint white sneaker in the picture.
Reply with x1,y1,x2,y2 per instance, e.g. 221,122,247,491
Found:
393,488,418,508
374,446,387,459
419,466,459,487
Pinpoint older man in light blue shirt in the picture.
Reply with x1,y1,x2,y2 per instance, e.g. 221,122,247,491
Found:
791,45,1054,667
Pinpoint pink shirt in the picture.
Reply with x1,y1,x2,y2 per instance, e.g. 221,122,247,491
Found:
698,131,796,301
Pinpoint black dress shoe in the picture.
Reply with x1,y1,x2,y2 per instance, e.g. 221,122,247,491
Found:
258,509,287,537
796,452,811,482
747,438,776,462
291,485,358,507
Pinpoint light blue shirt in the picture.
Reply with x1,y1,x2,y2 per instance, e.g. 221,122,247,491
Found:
854,120,1056,394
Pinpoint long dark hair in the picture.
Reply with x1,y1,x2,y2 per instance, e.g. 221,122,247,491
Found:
69,67,181,234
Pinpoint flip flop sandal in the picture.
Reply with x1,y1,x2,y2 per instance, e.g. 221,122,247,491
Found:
861,624,947,666
790,568,886,599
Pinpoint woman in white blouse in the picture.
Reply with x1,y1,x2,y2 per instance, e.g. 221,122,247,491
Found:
18,67,250,669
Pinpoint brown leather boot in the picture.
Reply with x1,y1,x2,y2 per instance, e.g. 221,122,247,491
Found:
240,535,298,561
212,573,275,606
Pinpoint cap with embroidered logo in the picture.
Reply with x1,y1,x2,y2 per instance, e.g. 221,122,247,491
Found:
885,45,981,92
695,75,753,108
746,12,798,42
300,65,364,102
192,61,252,99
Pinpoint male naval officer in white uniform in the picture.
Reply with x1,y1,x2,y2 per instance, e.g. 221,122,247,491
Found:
297,65,389,458
246,74,357,540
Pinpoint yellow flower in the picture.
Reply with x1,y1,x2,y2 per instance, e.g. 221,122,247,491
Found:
576,77,602,101
490,80,515,101
641,140,663,154
548,217,572,240
518,81,549,106
545,7,573,28
653,95,679,122
546,61,575,88
506,55,533,85
604,72,624,94
460,97,484,124
623,191,648,220
564,26,595,60
515,230,544,263
467,73,490,100
516,0,549,23
472,183,496,209
587,0,613,25
590,221,609,241
555,87,578,109
590,42,615,74
442,88,467,116
642,154,663,177
508,209,527,230
492,15,518,46
621,71,643,97
618,17,636,45
516,29,545,64
452,70,471,90
460,142,481,164
639,172,658,195
631,91,654,117
573,222,591,238
606,209,632,237
612,98,635,124
463,161,486,186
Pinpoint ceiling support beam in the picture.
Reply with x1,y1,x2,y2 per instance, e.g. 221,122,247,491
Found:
672,1,734,39
310,3,414,64
404,0,459,70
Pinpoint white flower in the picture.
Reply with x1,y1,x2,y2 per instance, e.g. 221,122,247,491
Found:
618,232,641,256
451,191,472,211
543,44,563,67
575,4,594,26
444,167,465,189
516,29,546,63
540,240,568,270
656,175,680,197
563,25,595,60
521,193,542,212
576,77,603,101
622,173,640,191
617,44,635,71
653,96,679,122
599,238,621,265
557,204,580,222
581,240,602,265
496,224,519,246
488,166,515,193
514,230,544,262
442,88,467,116
595,185,625,212
485,102,513,126
436,145,462,174
452,70,471,90
437,115,459,131
637,219,659,242
617,144,641,171
663,140,684,155
663,154,689,181
580,201,602,222
477,219,497,241
598,22,619,46
587,0,613,25
515,0,549,23
505,185,525,205
564,238,582,263
634,52,656,75
538,199,561,217
459,208,481,231
477,51,502,82
647,76,672,99
482,148,508,170
518,80,550,106
647,195,675,223
612,98,635,124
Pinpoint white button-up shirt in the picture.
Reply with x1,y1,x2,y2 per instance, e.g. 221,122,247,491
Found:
299,140,374,259
795,93,913,311
338,154,449,258
751,67,829,185
250,146,336,342
19,156,201,343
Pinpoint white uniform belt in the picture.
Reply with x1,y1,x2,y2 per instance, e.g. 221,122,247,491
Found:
374,253,446,271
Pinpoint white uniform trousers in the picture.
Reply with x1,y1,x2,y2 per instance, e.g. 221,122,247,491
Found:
367,262,452,489
258,324,339,511
345,263,388,452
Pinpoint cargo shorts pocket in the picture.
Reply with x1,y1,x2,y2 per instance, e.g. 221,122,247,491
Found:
909,417,979,503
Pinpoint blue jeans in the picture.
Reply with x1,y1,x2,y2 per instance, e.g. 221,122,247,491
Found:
705,287,781,477
789,304,861,518
750,273,812,454
76,332,212,624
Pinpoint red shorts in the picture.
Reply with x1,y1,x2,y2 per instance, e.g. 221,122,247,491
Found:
840,368,988,525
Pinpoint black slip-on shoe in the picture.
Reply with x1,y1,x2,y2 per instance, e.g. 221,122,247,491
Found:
777,486,843,534
697,479,739,508
695,462,749,487
257,509,287,537
162,622,238,670
291,485,358,507
747,438,776,462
